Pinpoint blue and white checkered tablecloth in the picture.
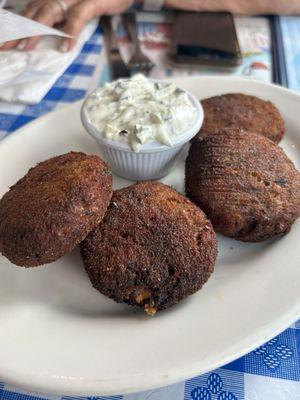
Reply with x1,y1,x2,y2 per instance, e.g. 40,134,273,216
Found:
0,21,299,400
0,25,106,140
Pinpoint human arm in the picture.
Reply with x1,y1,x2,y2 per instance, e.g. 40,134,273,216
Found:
164,0,300,15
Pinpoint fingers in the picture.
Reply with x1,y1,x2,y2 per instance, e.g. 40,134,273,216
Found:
59,0,134,52
0,0,76,51
0,0,43,50
100,0,134,14
0,40,21,51
30,1,67,26
60,0,97,52
21,0,80,50
0,37,42,52
21,37,43,51
22,0,42,20
19,2,64,51
0,0,131,53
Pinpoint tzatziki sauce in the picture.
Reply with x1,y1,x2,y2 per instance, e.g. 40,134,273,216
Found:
84,74,198,152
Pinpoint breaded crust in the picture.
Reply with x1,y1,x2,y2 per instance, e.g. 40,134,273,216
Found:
186,128,300,242
196,93,285,143
81,181,217,314
0,151,113,267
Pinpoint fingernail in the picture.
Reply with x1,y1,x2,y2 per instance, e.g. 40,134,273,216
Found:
60,40,69,52
17,39,27,51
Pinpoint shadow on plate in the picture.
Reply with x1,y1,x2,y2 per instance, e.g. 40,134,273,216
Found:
0,248,135,319
0,246,204,323
217,233,284,267
0,229,288,321
0,248,192,320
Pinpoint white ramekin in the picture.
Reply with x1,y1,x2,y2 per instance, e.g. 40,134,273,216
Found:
81,85,203,181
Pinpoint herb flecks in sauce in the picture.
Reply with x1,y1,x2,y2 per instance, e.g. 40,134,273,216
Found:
84,74,197,152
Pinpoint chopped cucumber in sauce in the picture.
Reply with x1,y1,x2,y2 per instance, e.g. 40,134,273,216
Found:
84,74,197,152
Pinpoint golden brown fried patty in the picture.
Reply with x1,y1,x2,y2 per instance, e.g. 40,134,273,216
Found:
0,151,112,267
186,128,300,242
196,93,285,143
81,181,217,314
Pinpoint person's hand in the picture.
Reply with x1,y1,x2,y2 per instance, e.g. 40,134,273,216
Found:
1,0,133,52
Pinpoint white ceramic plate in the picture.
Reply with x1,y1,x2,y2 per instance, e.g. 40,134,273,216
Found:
0,77,299,396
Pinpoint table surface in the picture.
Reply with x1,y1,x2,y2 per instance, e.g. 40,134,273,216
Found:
0,16,299,400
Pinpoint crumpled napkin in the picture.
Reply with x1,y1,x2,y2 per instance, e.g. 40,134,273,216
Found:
0,9,98,104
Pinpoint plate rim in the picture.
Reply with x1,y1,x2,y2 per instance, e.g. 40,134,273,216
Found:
0,304,299,396
0,75,299,396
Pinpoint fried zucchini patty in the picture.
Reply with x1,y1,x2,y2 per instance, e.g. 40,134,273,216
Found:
0,151,113,266
81,181,217,314
196,93,285,143
186,128,300,242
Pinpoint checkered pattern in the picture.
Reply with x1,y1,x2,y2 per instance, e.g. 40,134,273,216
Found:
0,25,103,140
0,324,299,399
0,17,300,400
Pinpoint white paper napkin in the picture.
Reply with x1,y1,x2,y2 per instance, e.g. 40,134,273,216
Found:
0,9,99,104
0,9,73,42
